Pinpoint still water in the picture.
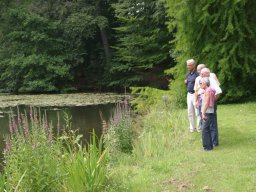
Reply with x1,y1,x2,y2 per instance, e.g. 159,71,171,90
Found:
0,104,115,155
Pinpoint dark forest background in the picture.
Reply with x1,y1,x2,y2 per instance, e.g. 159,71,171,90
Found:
0,0,255,102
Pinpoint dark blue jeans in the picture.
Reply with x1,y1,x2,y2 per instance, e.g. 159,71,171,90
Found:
202,113,214,150
200,102,218,146
199,105,202,128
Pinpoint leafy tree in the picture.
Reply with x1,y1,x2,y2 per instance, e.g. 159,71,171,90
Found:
0,7,71,93
0,0,116,93
107,0,173,89
166,0,256,102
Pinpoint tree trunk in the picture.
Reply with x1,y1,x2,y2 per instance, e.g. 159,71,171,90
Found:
95,0,112,63
100,28,111,63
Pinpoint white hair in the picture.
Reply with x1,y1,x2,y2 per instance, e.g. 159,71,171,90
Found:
200,77,210,86
201,68,211,77
197,64,206,70
186,59,195,65
201,68,210,73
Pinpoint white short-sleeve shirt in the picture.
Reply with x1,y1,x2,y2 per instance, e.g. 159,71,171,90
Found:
194,76,222,96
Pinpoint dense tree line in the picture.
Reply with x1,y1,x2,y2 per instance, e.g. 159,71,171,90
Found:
0,0,255,102
0,0,172,93
106,0,173,89
165,0,256,102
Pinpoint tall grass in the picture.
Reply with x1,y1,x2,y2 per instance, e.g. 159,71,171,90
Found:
4,108,65,192
2,107,109,192
133,108,188,160
105,99,133,163
0,174,4,192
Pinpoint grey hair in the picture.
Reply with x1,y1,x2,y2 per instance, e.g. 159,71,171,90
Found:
200,77,210,86
197,64,206,70
186,59,195,65
201,67,210,77
201,67,210,73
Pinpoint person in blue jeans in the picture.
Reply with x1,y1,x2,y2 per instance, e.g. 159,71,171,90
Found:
200,77,216,151
201,68,222,147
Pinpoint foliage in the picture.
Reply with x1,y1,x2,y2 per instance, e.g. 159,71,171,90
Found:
130,87,174,114
0,0,116,93
62,130,108,192
106,0,173,88
0,6,72,93
165,0,256,102
2,107,109,191
4,108,64,192
106,100,133,162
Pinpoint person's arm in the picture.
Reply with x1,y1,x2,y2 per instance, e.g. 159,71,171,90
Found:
184,73,188,85
194,79,199,107
194,91,198,108
202,90,210,121
210,78,222,100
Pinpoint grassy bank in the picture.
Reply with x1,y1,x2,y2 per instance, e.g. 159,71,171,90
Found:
106,102,256,192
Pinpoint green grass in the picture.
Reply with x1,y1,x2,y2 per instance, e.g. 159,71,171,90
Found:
106,102,256,192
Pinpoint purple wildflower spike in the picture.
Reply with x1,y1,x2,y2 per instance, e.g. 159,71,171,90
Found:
17,106,22,128
24,111,29,137
8,115,13,136
44,110,48,130
4,137,11,155
57,111,60,135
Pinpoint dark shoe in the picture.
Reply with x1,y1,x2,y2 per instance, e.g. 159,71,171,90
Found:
204,148,213,151
213,144,219,147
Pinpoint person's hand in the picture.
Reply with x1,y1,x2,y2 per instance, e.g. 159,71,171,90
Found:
184,79,187,85
194,101,198,108
202,113,207,121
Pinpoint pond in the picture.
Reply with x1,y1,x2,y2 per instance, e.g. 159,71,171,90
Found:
0,93,128,160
